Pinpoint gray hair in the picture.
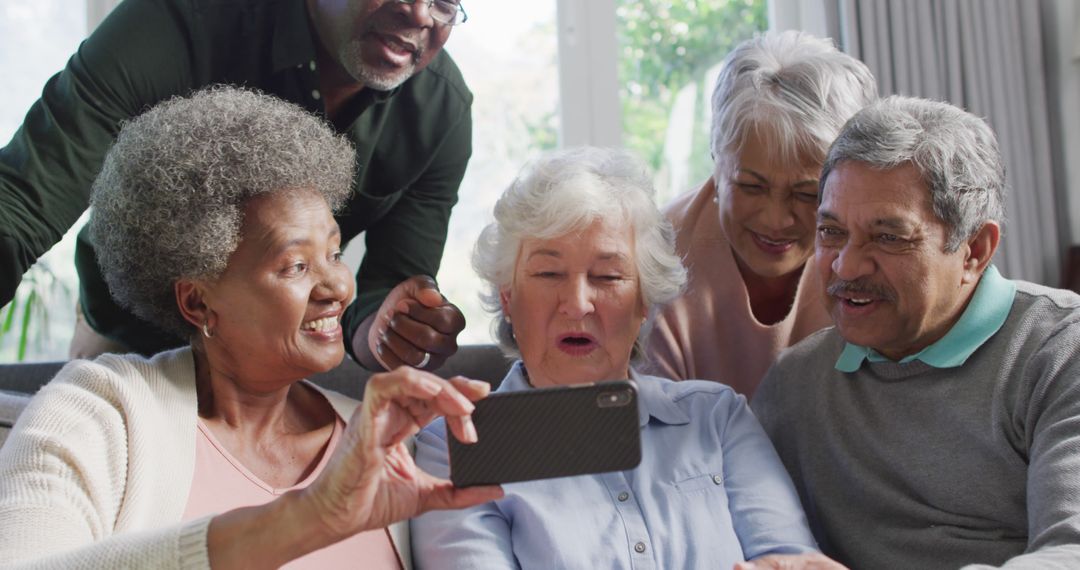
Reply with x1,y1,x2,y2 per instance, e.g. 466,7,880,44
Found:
711,30,877,175
89,86,356,336
473,147,687,361
821,95,1007,251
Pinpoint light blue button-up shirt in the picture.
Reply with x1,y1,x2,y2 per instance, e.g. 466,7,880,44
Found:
411,364,818,569
835,264,1017,372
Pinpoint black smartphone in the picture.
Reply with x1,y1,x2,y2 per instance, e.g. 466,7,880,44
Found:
448,380,641,487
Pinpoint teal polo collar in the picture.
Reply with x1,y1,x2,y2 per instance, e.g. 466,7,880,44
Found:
835,265,1016,372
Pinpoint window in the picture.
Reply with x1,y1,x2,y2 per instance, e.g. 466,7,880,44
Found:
0,1,90,361
341,2,562,345
437,0,766,344
616,0,767,205
422,0,562,344
3,0,768,359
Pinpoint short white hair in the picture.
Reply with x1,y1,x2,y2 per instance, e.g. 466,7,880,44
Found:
472,147,687,360
711,30,877,175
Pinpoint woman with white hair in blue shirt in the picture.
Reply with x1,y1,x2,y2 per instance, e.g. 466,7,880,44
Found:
410,147,829,569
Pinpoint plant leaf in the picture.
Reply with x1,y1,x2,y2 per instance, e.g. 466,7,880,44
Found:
18,290,36,361
1,298,16,335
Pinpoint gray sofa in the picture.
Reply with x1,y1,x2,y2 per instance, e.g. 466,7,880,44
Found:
0,344,514,449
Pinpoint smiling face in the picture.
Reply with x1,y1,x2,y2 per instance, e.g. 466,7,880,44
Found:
500,219,646,389
309,0,453,91
197,189,354,385
815,161,981,360
717,129,822,281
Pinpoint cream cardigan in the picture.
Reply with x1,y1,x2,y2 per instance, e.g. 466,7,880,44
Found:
0,347,411,569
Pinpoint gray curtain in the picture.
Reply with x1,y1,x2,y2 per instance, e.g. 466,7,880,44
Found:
825,0,1064,285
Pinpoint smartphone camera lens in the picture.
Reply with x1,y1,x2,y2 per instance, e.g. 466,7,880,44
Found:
597,389,632,408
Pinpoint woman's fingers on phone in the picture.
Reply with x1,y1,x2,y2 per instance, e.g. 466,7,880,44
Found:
369,368,473,414
448,376,491,401
415,470,503,510
443,377,487,443
446,413,478,444
366,368,439,402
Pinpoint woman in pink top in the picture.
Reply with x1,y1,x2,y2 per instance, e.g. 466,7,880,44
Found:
647,31,878,397
0,88,501,569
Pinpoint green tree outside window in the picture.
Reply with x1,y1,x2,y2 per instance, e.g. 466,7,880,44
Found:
618,0,767,202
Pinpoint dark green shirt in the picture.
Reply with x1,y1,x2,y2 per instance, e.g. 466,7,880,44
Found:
0,0,472,358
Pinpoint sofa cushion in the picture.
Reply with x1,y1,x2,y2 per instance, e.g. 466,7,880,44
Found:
310,344,513,399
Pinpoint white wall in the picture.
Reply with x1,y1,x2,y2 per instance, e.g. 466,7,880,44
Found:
87,0,119,30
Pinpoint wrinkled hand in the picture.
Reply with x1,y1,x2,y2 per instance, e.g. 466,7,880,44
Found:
301,368,503,541
365,275,466,371
734,553,848,570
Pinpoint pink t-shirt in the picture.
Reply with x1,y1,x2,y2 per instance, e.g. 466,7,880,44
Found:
182,414,401,569
646,177,832,398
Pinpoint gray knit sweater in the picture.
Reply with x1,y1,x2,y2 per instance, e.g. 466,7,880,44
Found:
752,280,1080,569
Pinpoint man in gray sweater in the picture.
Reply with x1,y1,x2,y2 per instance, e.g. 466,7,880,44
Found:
750,96,1080,569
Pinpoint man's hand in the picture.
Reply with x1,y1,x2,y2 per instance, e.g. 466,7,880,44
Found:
302,368,503,542
734,553,848,570
356,275,466,371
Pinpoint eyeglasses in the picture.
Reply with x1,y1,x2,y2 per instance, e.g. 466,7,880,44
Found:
394,0,468,27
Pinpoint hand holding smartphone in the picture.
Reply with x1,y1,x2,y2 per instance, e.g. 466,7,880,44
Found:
448,380,641,487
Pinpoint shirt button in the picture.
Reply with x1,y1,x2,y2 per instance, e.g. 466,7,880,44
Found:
634,542,647,553
617,492,629,502
713,474,723,485
309,60,317,71
311,89,322,100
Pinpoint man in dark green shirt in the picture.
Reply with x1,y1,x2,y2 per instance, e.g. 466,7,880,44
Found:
0,0,472,371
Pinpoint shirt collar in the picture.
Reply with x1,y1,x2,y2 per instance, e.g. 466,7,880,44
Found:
499,363,690,428
835,264,1016,372
271,0,319,73
630,369,691,427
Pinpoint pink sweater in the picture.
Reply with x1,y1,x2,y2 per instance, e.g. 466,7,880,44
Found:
646,178,831,398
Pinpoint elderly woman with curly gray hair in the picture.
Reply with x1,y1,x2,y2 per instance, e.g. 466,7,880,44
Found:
410,147,832,569
0,87,501,568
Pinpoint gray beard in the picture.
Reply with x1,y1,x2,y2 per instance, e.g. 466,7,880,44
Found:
341,42,420,92
355,62,415,91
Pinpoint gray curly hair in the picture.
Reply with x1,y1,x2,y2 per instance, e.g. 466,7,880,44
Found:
89,86,356,337
821,96,1007,252
473,147,687,361
711,30,877,176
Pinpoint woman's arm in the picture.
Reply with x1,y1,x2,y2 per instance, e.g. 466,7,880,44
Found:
0,362,499,568
0,358,212,569
718,394,820,560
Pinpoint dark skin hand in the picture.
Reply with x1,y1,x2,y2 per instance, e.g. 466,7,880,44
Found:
355,275,466,372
